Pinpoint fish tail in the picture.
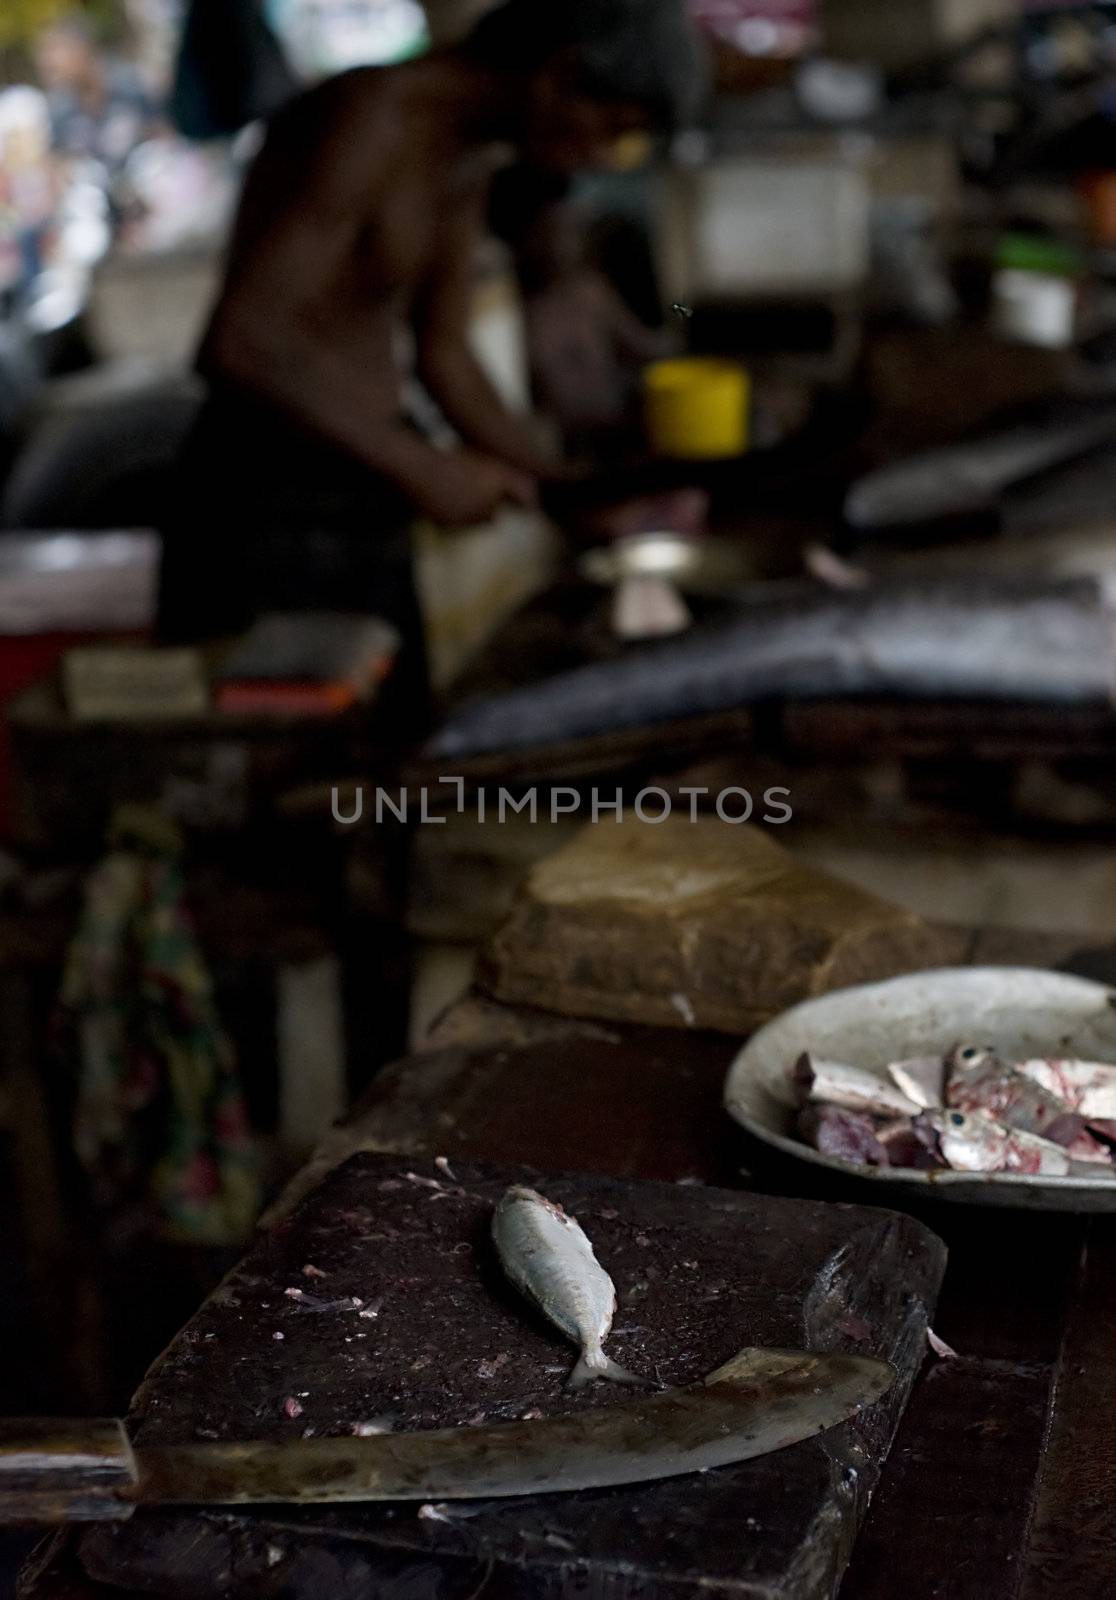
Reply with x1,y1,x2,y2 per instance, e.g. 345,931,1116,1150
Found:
568,1350,653,1390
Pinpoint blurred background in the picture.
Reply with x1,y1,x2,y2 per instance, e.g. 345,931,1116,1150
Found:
4,6,1116,1579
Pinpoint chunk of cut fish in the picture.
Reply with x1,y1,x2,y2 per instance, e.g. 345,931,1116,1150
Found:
1015,1058,1116,1122
886,1056,947,1109
797,1104,889,1166
795,1053,921,1118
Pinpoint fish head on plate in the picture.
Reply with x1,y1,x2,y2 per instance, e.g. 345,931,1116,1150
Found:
947,1044,998,1073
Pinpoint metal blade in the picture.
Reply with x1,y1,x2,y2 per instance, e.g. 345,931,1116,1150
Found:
130,1348,895,1506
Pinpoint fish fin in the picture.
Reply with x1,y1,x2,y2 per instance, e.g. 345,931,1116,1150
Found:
568,1352,654,1391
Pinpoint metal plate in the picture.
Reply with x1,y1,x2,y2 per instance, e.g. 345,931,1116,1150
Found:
578,533,753,595
724,967,1116,1210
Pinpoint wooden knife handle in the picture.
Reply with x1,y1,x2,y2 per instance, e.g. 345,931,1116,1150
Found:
0,1420,137,1523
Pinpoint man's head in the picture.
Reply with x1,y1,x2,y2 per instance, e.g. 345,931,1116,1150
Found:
464,0,708,172
34,15,100,94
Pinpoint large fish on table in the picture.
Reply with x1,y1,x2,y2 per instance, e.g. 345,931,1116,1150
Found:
844,397,1116,530
428,577,1114,759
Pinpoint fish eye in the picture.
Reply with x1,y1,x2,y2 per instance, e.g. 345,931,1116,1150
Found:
950,1112,965,1126
960,1047,979,1061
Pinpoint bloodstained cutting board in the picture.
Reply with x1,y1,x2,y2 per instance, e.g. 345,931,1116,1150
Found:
79,1155,945,1600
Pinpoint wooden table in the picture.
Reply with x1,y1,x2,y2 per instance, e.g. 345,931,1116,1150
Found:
265,978,1116,1600
21,929,1116,1599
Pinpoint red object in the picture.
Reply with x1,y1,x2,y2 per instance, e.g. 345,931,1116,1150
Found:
214,681,360,717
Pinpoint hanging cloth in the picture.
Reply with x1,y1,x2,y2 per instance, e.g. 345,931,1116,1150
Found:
55,806,260,1245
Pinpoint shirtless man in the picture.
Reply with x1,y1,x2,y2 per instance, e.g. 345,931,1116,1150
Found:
158,0,706,715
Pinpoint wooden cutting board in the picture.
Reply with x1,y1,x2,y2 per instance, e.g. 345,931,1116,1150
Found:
480,819,969,1034
79,1155,945,1600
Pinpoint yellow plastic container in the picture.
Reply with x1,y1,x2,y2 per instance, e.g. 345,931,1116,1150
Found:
644,358,751,459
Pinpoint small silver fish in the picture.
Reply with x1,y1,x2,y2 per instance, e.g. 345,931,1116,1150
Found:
492,1186,645,1390
945,1044,1084,1147
928,1109,1071,1176
670,302,694,319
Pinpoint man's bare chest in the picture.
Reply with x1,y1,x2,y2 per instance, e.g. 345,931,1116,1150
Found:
353,157,490,299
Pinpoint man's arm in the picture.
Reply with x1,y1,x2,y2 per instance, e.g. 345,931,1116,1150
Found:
208,299,503,523
200,84,530,525
412,181,562,481
603,279,678,365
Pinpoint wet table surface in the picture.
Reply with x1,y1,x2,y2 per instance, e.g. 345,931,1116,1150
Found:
21,928,1116,1600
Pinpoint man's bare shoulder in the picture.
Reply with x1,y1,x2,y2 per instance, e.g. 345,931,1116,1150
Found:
236,65,429,221
265,67,395,156
272,60,452,159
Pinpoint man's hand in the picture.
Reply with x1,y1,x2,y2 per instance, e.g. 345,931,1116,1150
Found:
583,488,710,542
413,452,538,527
